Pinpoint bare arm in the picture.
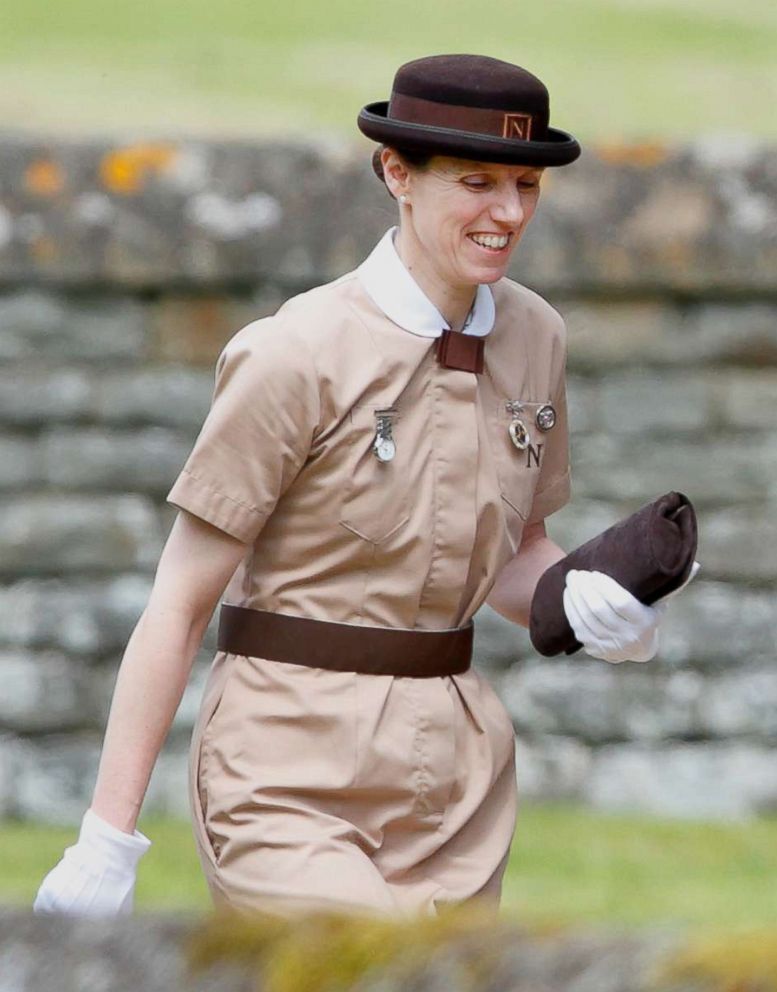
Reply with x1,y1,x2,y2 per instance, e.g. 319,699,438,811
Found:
89,509,249,834
486,520,567,628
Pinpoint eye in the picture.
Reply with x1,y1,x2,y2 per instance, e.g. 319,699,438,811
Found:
462,178,491,190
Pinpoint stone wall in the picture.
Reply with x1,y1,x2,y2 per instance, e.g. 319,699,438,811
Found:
0,135,775,824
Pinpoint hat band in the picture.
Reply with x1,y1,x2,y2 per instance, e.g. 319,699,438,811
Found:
388,92,542,141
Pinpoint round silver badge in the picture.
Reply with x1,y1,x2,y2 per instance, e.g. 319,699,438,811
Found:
508,418,530,450
535,403,556,432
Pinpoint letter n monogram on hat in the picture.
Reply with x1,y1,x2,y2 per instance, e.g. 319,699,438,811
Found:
502,113,533,140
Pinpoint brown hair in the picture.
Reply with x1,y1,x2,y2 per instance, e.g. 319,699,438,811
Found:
371,144,433,198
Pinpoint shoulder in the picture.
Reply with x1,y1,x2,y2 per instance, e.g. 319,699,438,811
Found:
489,277,567,373
491,276,566,340
275,271,365,347
218,271,363,372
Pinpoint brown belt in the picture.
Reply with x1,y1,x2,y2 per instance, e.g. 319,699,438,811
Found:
216,604,473,678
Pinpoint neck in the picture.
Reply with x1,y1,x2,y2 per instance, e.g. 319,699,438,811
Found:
394,225,477,333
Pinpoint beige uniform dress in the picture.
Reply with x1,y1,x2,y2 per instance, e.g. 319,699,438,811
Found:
166,226,571,920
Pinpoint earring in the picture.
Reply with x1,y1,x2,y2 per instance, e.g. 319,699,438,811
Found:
399,194,409,204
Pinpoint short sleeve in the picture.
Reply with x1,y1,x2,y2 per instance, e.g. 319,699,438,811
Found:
525,314,572,526
166,318,320,544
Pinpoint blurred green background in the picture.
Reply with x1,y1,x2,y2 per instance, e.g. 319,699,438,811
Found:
6,804,777,931
0,0,775,142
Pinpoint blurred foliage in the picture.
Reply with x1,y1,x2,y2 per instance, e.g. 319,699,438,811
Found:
652,926,777,991
185,900,512,992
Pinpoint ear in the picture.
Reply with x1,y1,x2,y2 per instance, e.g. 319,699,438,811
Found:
381,147,411,200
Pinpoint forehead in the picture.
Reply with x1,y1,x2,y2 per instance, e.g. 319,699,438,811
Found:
433,156,543,177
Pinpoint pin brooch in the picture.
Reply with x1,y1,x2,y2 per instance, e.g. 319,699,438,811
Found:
506,400,530,450
535,403,556,432
372,407,398,462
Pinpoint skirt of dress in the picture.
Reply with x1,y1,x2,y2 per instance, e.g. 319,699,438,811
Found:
188,649,519,921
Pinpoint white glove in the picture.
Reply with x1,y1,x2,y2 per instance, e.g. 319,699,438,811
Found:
33,807,151,917
563,561,701,664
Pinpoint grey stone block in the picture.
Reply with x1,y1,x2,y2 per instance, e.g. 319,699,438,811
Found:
0,435,42,489
144,744,192,820
697,667,777,740
41,427,194,495
722,369,777,428
500,654,777,745
585,742,777,819
0,291,148,364
513,734,593,801
93,367,214,428
10,733,101,822
596,372,711,435
570,433,777,506
684,302,777,366
0,574,151,655
562,301,777,369
0,650,95,733
659,581,777,670
700,509,777,581
500,660,705,744
0,574,219,658
6,731,194,824
0,731,14,817
0,496,162,575
0,368,95,425
472,604,530,672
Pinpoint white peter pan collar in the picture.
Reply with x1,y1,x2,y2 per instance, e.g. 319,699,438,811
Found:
356,226,495,339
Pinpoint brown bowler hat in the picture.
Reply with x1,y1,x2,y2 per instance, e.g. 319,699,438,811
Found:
358,53,580,168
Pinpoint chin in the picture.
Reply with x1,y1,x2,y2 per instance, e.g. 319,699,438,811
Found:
462,264,509,285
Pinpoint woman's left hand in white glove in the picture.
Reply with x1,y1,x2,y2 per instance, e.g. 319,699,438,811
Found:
563,569,665,663
562,561,700,664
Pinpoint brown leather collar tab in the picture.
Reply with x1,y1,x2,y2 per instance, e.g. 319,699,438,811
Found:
435,329,485,374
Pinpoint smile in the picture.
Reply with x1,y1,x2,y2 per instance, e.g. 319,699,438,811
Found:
467,232,511,252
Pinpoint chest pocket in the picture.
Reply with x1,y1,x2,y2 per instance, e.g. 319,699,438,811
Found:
488,397,550,528
339,404,411,545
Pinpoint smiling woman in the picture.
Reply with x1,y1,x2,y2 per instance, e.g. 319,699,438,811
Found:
33,52,679,927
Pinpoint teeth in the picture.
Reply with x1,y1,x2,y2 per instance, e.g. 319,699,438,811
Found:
470,233,509,249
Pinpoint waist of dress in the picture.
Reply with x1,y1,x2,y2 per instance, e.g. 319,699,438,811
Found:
216,604,473,678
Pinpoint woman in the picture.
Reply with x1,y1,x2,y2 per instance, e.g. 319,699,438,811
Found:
34,54,666,920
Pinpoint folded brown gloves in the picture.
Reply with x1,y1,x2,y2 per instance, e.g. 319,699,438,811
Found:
529,491,698,657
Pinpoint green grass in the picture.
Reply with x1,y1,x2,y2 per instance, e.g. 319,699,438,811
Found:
0,0,775,142
5,801,777,933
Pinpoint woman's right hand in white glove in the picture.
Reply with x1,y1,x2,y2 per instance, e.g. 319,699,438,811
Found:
33,807,151,917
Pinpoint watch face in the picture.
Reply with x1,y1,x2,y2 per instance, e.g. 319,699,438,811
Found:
374,437,396,462
536,403,556,432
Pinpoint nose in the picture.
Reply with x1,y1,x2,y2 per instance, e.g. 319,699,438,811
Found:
490,186,524,228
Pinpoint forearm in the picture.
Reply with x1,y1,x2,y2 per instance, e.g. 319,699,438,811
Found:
486,527,567,627
90,603,207,834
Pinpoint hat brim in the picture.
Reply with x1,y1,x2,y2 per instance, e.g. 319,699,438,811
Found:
358,101,580,167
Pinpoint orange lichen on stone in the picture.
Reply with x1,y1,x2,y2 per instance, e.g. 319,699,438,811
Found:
99,143,178,195
595,142,670,168
31,235,59,262
25,159,65,196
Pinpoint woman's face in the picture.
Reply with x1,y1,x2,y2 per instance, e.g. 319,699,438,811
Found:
385,150,545,289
